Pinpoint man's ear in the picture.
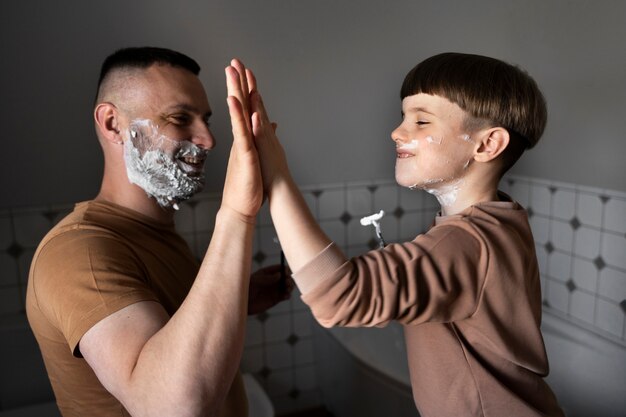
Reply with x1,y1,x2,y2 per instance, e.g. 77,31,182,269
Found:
473,127,510,163
94,102,123,144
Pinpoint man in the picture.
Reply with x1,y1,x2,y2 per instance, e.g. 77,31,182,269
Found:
26,47,288,417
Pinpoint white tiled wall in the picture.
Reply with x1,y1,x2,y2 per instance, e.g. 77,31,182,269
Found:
0,174,625,414
501,176,626,342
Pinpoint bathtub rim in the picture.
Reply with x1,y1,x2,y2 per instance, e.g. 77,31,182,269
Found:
323,326,413,397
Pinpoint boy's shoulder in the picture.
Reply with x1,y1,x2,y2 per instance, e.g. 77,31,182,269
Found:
427,195,533,247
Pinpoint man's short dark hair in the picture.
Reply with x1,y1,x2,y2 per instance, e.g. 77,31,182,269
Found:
95,46,201,102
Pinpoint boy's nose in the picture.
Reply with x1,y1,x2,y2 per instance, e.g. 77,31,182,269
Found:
391,126,405,144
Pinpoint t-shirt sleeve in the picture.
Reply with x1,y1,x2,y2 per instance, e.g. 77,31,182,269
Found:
296,221,489,327
30,228,160,356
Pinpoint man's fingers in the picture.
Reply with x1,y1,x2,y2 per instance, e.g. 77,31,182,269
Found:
226,96,253,152
231,59,250,118
231,59,249,97
225,66,244,100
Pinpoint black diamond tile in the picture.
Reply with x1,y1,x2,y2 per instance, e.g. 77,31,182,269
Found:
289,388,300,399
569,217,581,230
311,190,323,198
367,185,378,193
42,209,60,223
339,211,352,224
542,299,551,308
393,206,404,219
507,179,515,186
620,300,626,314
256,312,269,323
527,207,534,218
5,242,23,259
566,279,577,292
287,334,299,345
548,186,557,194
367,238,379,250
259,367,271,380
599,195,610,204
544,242,554,254
593,256,606,270
253,251,266,264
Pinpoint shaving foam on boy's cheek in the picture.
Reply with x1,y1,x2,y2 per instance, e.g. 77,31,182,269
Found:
426,135,443,145
397,139,419,150
124,119,209,209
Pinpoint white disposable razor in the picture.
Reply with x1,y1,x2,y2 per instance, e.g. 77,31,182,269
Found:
360,210,386,249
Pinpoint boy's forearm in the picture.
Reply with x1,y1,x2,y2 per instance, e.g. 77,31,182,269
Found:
268,174,338,273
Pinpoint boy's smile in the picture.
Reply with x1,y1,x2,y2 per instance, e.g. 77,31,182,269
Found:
391,93,476,195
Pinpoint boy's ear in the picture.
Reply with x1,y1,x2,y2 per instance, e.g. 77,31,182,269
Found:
94,102,124,145
473,127,510,162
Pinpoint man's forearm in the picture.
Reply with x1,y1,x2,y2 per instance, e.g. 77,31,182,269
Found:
122,207,255,416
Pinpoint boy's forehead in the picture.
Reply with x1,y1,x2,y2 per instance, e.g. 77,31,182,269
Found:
401,93,464,118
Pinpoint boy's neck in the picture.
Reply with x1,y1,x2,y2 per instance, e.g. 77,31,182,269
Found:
433,176,501,216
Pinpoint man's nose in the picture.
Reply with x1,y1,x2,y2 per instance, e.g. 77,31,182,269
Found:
191,123,216,150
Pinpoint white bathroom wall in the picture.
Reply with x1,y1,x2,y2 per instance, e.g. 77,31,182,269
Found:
1,0,625,209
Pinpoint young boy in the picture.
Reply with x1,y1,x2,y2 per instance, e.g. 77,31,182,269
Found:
226,53,564,416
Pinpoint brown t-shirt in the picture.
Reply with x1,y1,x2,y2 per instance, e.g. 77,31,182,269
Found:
294,197,564,417
26,200,247,417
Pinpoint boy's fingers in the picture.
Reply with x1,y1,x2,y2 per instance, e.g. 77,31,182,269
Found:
246,68,257,94
251,91,272,126
252,112,276,139
251,112,263,138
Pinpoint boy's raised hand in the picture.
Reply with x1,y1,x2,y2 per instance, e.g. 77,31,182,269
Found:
249,90,290,197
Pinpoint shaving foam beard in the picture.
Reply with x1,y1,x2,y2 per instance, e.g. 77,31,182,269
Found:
123,121,207,209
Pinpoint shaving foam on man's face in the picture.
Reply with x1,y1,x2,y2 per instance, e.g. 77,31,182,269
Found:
124,119,210,209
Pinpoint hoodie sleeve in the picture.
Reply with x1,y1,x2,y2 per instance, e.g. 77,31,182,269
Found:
294,221,489,327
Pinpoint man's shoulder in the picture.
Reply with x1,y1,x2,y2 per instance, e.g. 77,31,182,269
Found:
32,201,144,278
41,199,148,246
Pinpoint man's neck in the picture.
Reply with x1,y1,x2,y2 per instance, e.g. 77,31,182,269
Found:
95,183,175,224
